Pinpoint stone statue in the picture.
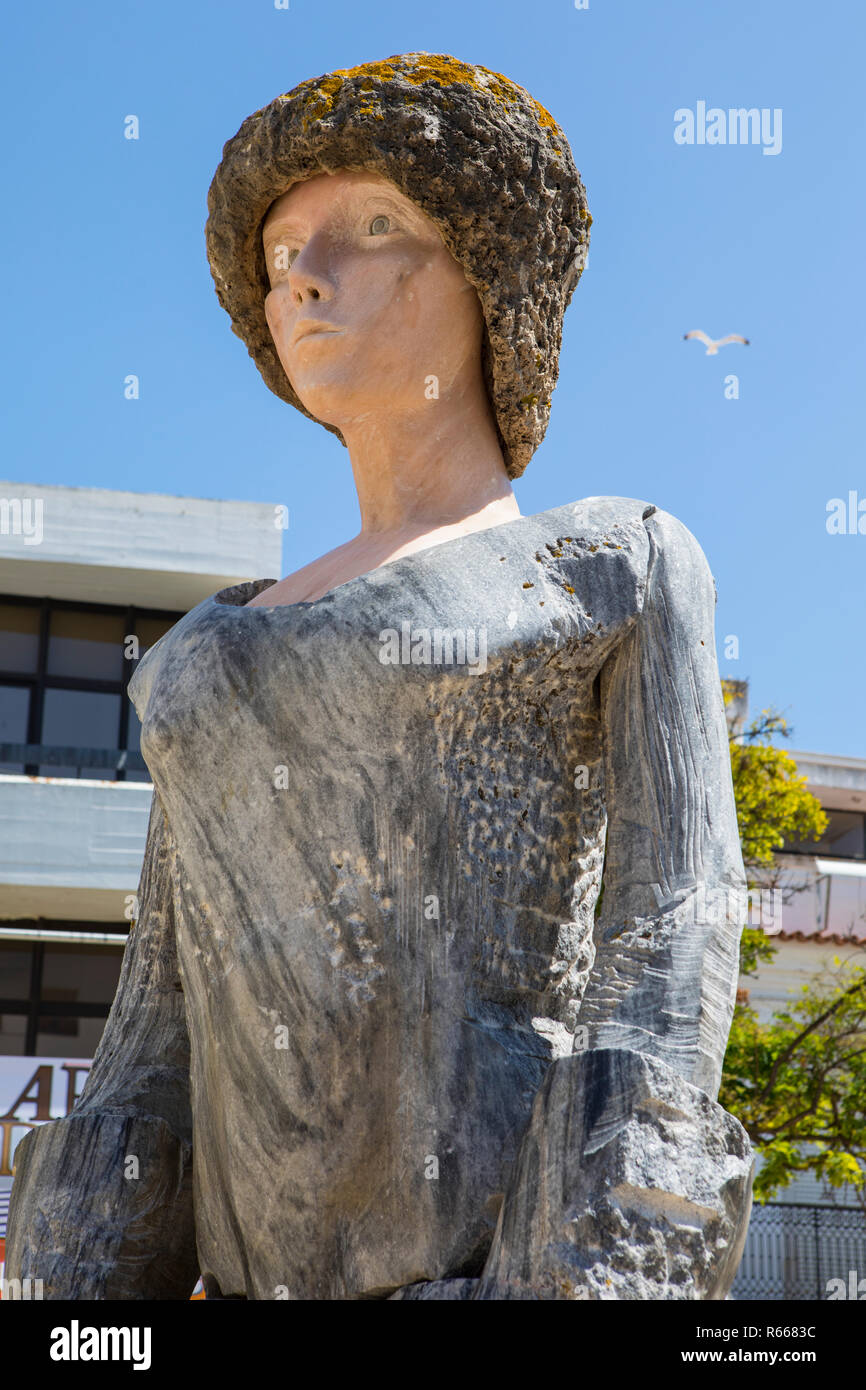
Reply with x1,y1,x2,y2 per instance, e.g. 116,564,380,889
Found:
6,53,753,1300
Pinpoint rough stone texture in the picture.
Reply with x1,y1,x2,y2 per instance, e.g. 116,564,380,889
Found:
205,52,591,479
472,1049,753,1300
6,497,750,1299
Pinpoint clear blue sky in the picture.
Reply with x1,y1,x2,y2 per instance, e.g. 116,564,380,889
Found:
2,0,864,756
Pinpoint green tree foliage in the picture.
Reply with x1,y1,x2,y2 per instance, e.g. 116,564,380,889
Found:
718,681,866,1208
722,961,866,1204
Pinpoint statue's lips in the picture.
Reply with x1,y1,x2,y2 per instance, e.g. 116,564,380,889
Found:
291,322,345,346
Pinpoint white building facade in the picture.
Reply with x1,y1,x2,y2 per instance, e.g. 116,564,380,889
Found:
0,481,281,1274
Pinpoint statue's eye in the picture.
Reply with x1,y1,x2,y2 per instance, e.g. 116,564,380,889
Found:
369,215,391,235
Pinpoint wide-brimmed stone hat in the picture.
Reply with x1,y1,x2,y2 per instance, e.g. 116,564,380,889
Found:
206,52,590,479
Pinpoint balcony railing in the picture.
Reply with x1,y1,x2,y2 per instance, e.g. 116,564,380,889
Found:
731,1201,866,1300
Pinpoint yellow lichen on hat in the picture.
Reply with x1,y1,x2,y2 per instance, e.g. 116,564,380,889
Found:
287,53,562,141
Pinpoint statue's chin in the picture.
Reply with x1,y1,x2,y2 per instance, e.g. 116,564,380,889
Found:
290,385,355,429
277,348,361,416
292,374,405,432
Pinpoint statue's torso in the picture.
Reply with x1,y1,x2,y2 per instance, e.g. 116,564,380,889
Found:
129,496,652,1297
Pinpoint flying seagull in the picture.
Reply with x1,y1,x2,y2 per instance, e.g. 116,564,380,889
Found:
684,330,750,355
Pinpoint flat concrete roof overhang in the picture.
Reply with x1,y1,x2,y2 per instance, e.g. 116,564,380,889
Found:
787,749,866,813
0,481,283,609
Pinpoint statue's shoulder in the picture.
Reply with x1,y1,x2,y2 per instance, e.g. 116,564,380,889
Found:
636,503,715,599
126,594,213,723
549,496,716,607
555,494,655,530
547,494,663,544
558,495,711,572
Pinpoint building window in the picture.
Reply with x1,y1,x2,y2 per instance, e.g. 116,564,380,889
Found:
0,686,30,775
0,597,182,780
774,807,866,938
0,605,40,674
46,610,128,682
0,929,128,1058
783,809,866,861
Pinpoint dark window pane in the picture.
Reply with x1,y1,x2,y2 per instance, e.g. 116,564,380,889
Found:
0,604,40,674
35,1017,109,1057
36,1009,79,1037
124,704,151,782
39,689,121,777
0,944,34,999
126,704,142,753
46,610,125,682
0,684,31,773
134,616,176,655
0,1013,27,1055
785,810,866,860
41,944,124,1005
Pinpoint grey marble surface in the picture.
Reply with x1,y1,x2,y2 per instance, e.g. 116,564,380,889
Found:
6,496,752,1299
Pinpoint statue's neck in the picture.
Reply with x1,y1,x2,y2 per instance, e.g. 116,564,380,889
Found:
339,393,516,538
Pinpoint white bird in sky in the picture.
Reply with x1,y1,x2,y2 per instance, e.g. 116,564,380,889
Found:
683,330,750,355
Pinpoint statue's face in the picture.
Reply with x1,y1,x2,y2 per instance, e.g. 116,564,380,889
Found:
262,170,484,429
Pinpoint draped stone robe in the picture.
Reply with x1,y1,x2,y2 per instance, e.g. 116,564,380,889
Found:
6,497,753,1300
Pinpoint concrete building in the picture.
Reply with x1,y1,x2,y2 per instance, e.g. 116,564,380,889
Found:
0,481,281,1270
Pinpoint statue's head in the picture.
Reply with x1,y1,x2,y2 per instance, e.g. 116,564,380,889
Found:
206,53,591,478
